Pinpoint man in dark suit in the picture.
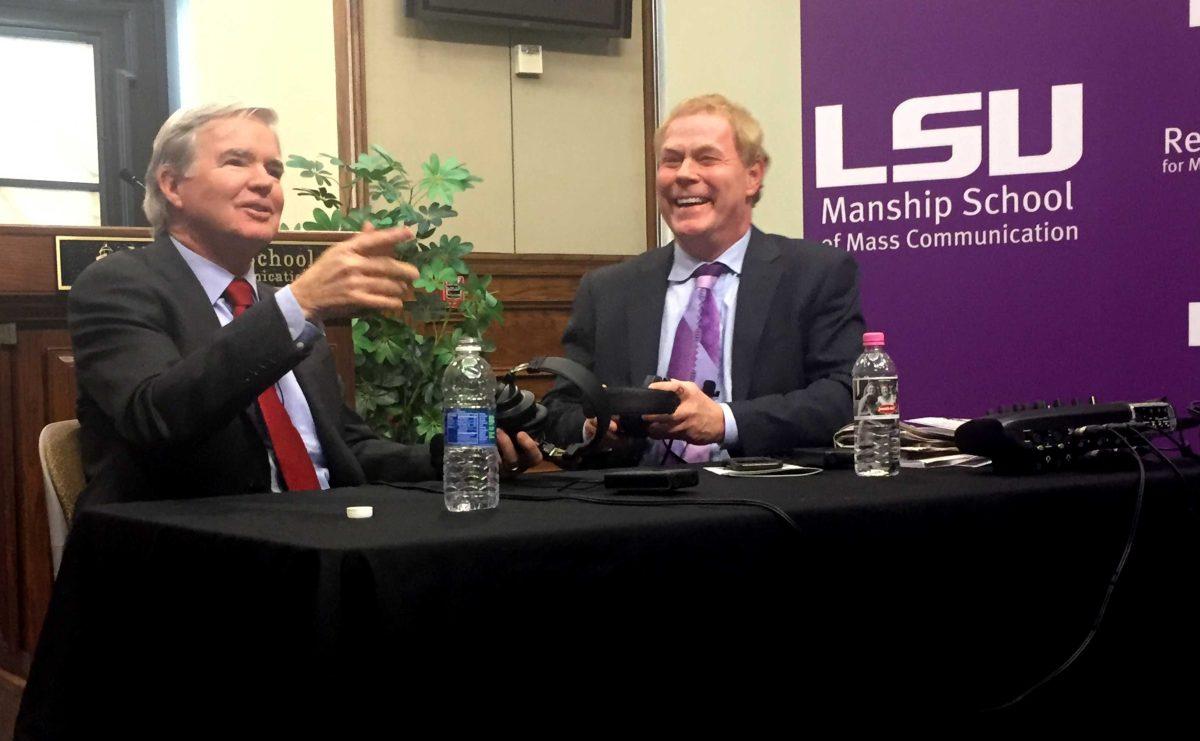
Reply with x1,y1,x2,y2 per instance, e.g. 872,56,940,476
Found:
70,103,538,510
543,94,864,462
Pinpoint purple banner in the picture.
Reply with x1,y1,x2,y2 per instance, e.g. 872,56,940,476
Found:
801,1,1199,419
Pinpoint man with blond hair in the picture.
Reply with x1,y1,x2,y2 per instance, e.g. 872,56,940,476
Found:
69,103,538,509
543,94,864,463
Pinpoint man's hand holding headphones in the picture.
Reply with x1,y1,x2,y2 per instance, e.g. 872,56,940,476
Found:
642,380,726,445
583,416,633,453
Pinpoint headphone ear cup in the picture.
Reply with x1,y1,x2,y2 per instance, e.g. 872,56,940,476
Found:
516,356,614,460
495,383,546,436
521,403,549,438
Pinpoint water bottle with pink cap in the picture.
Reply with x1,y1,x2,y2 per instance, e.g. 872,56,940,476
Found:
852,331,900,476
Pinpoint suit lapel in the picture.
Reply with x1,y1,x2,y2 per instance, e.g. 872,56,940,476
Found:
731,228,781,401
144,235,223,341
626,245,674,382
148,235,271,482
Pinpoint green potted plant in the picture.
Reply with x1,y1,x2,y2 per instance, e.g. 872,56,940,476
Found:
287,146,503,443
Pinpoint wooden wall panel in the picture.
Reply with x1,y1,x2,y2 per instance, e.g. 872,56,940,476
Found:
0,234,58,294
0,344,19,667
470,252,618,374
489,307,575,370
42,345,76,424
13,331,58,653
0,225,626,676
326,326,355,407
0,225,147,295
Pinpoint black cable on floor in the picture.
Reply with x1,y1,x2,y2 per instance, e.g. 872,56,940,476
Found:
990,427,1146,710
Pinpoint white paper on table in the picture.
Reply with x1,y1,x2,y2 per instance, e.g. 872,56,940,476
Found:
706,464,823,478
905,417,968,431
900,454,991,469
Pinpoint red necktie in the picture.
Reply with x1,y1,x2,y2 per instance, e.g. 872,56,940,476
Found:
223,278,320,492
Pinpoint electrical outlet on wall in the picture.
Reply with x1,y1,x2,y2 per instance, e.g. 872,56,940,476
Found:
512,44,543,77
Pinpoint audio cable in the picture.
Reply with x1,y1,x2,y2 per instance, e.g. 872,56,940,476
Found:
991,424,1146,710
380,474,805,535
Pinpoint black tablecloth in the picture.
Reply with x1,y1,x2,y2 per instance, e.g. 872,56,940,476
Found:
17,463,1200,734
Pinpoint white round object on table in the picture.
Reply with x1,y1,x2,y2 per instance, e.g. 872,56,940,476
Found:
346,506,373,519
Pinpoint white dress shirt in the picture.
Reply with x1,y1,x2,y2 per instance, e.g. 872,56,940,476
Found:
171,237,331,490
649,227,752,461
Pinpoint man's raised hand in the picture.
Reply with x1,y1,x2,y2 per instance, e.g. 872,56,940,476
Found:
290,222,419,320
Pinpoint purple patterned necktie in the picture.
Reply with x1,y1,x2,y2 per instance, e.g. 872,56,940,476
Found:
662,262,728,463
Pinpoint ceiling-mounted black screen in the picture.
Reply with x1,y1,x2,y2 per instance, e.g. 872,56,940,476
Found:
406,0,633,39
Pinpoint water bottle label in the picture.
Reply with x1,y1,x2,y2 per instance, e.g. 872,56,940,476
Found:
444,408,496,446
854,377,899,420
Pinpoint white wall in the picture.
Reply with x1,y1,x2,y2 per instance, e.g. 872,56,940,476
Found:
174,0,340,229
362,0,647,255
169,0,806,249
657,0,805,241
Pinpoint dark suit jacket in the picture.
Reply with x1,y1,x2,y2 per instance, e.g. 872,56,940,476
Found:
542,227,865,459
68,235,435,511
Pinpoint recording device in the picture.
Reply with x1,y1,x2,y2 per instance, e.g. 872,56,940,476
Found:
603,467,699,492
790,448,855,469
954,400,1177,473
495,356,679,467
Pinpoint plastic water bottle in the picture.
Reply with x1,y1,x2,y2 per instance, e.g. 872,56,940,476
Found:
853,331,900,477
442,336,499,511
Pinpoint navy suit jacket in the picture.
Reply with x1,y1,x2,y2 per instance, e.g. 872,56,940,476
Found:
68,235,434,511
542,227,865,459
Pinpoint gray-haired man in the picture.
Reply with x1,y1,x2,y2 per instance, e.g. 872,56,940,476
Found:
70,104,538,510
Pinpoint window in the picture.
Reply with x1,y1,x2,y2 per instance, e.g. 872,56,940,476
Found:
0,1,168,226
0,35,102,225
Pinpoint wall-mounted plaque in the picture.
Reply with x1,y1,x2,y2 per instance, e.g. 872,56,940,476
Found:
54,237,331,291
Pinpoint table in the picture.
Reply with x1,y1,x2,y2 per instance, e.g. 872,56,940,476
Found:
17,463,1200,734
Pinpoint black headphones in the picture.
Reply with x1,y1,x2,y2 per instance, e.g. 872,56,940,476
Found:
495,356,679,466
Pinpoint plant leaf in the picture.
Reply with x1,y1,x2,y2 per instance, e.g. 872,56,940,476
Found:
285,145,503,444
420,154,480,205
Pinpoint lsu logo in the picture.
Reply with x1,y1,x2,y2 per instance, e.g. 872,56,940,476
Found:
815,83,1083,188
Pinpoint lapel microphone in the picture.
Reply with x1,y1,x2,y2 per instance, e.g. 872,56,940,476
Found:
119,168,146,191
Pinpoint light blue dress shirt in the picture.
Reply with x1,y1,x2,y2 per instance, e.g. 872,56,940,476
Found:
171,237,331,491
653,227,751,460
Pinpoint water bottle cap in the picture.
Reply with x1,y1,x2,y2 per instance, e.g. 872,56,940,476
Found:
863,331,885,346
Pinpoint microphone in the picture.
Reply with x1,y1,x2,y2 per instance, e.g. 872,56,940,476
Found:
119,168,145,191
